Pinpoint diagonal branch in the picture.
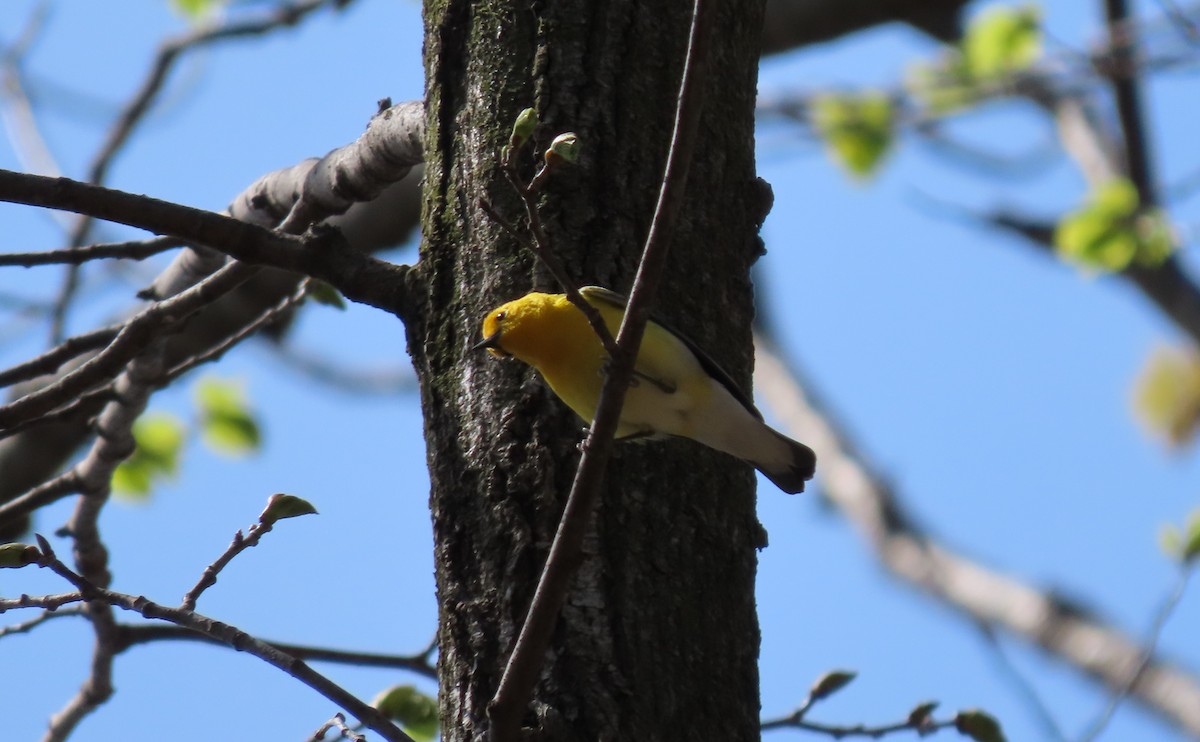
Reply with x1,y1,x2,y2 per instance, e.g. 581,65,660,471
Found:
752,333,1200,737
27,540,415,742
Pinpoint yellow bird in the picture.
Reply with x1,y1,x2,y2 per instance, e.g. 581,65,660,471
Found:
474,286,816,493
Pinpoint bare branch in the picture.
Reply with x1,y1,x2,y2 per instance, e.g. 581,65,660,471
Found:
0,236,181,267
752,333,1200,737
27,538,415,742
1078,567,1195,742
0,261,255,433
0,325,120,388
762,711,955,738
1104,0,1159,206
163,281,310,382
0,604,85,636
0,470,81,529
114,624,439,680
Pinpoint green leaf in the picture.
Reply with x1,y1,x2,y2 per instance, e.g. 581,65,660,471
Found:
372,685,439,742
545,132,581,165
259,493,318,526
112,413,186,499
0,543,40,568
510,107,538,148
1132,210,1174,267
171,0,225,21
306,280,346,310
905,58,979,115
1131,346,1200,447
907,701,940,727
1159,510,1200,564
963,5,1041,79
809,670,857,701
812,92,894,178
195,378,261,456
954,709,1007,742
1055,179,1172,272
1160,524,1182,561
1183,510,1200,564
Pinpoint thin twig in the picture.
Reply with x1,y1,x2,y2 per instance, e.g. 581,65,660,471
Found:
1077,567,1194,742
761,713,955,737
37,1,347,343
0,168,415,316
181,517,280,611
751,332,1200,736
0,261,256,432
163,280,310,382
0,383,115,443
114,624,439,680
309,712,367,742
975,622,1069,741
0,604,85,635
0,236,181,267
0,470,81,532
1104,0,1158,206
485,1,716,738
0,325,120,388
483,180,621,358
26,536,415,742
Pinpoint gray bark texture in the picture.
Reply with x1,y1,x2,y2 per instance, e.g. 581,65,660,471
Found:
414,0,771,739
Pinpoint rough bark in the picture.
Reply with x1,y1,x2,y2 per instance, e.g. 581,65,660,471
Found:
415,0,769,739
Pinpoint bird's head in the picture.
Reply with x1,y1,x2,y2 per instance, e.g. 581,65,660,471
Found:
473,292,559,361
474,302,514,358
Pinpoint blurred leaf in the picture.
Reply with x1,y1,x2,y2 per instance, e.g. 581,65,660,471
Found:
171,0,224,20
1132,345,1200,447
812,92,894,178
907,701,939,727
963,5,1041,79
906,58,978,115
1160,524,1182,561
1185,511,1200,564
372,685,439,741
112,413,186,499
1132,210,1174,267
809,670,857,700
259,493,318,525
1160,510,1200,564
1055,179,1173,272
306,280,346,310
909,6,1040,120
195,378,262,456
954,709,1007,742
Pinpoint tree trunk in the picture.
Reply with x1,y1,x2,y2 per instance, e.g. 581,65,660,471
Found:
414,1,770,738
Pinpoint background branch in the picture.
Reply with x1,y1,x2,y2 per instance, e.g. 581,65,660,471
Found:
752,333,1200,736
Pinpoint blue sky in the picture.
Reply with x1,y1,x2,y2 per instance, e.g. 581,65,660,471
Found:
1,1,1198,741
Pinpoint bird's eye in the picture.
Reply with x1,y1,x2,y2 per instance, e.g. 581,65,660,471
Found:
495,311,506,322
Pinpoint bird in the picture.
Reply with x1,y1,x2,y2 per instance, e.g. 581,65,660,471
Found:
474,286,816,493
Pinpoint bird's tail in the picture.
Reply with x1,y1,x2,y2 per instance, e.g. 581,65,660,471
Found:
754,431,816,495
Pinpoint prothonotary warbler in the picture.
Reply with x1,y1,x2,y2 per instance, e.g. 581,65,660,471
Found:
474,286,816,493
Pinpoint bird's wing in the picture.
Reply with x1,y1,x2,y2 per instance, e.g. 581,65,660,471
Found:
579,286,763,422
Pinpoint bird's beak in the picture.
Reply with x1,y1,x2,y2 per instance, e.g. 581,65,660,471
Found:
472,330,506,355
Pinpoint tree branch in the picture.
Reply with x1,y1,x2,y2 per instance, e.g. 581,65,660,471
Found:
752,333,1200,737
0,236,181,267
25,538,416,742
113,624,439,680
1103,0,1157,205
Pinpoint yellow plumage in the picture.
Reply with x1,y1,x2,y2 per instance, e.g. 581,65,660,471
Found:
476,286,816,494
